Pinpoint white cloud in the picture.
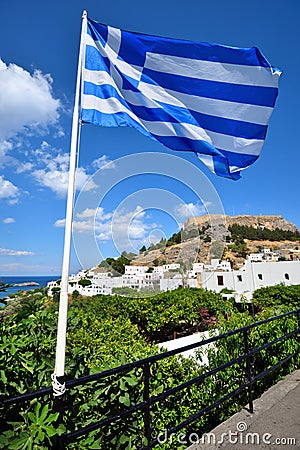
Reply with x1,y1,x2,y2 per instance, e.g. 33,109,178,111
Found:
0,140,15,167
16,162,34,173
0,61,61,193
174,202,210,219
3,217,15,224
33,168,69,197
56,200,167,258
0,175,20,202
75,208,97,220
41,140,51,150
54,129,65,138
81,177,98,192
92,155,115,170
112,206,148,241
54,219,66,228
0,247,34,256
55,207,113,235
76,207,112,221
32,151,92,197
0,59,60,141
55,205,158,252
55,217,99,234
109,206,161,252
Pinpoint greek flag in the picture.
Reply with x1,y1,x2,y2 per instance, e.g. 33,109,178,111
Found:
81,17,281,180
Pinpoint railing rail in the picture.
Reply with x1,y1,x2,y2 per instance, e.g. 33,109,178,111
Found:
1,308,300,449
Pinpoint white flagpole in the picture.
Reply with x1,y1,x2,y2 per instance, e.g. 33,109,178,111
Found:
52,10,87,395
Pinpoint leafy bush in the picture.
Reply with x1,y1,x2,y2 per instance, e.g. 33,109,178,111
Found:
252,284,300,310
0,286,299,448
0,402,65,450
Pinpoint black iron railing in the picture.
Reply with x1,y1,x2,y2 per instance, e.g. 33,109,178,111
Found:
1,308,300,449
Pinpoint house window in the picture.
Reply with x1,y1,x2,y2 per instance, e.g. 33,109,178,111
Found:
258,274,263,280
284,273,290,280
237,275,242,282
217,275,224,286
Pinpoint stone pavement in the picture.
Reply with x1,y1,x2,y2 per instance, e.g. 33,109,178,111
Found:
187,369,300,449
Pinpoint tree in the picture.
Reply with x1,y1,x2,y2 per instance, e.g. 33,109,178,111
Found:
72,290,80,300
78,279,92,287
111,255,130,274
166,230,182,246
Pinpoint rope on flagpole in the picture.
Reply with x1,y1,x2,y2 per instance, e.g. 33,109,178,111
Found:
51,373,66,397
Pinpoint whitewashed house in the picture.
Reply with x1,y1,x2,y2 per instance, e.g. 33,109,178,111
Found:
200,260,300,297
153,263,180,274
124,265,149,275
47,257,300,300
248,253,264,262
160,274,183,291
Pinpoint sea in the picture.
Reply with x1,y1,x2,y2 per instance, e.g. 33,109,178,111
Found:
0,275,58,305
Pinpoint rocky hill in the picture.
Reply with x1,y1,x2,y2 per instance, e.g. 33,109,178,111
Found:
131,214,300,268
184,214,298,233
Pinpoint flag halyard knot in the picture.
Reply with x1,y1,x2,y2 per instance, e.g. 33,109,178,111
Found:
51,372,66,397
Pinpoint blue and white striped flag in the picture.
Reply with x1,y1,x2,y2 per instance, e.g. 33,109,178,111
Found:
81,17,281,180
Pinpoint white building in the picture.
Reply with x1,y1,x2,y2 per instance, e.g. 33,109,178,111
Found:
121,266,161,291
192,263,205,273
91,272,113,280
68,273,81,282
48,264,162,297
47,259,300,299
160,275,183,291
248,253,264,262
263,248,271,254
200,260,300,298
47,280,60,291
159,274,198,291
189,260,231,279
248,249,279,263
202,259,232,272
216,260,232,271
153,263,180,274
124,265,149,275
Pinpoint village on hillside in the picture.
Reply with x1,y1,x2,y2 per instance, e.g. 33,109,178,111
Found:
48,215,300,302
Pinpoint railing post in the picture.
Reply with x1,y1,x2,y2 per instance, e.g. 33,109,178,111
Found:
52,381,66,450
143,362,152,449
296,309,300,332
243,329,254,413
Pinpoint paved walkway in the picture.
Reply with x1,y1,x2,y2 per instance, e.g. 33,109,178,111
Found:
187,369,300,449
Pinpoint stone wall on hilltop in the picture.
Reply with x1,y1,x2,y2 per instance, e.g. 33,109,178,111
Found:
184,214,298,233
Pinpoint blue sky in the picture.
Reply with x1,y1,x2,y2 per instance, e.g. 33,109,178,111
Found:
0,0,299,275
